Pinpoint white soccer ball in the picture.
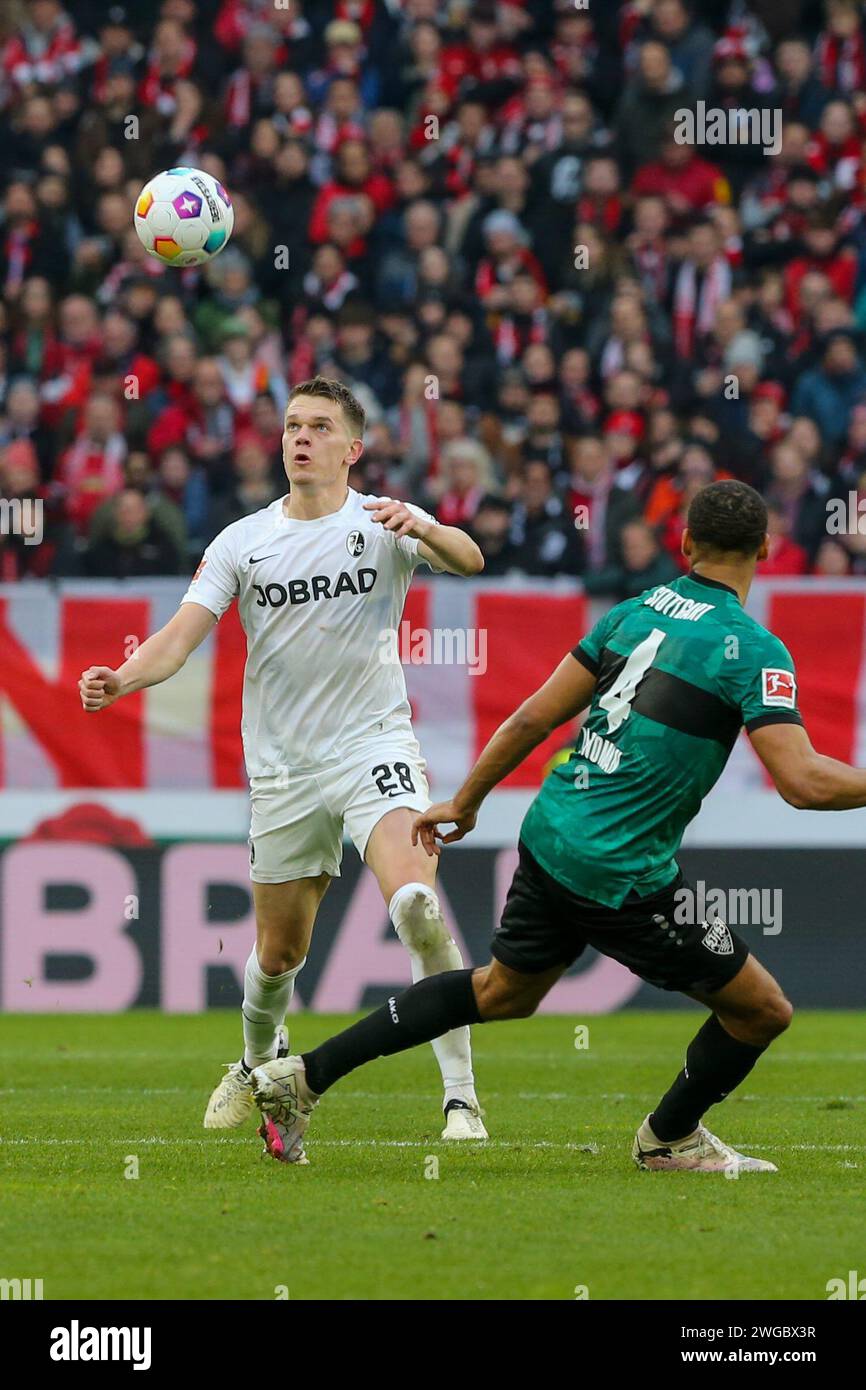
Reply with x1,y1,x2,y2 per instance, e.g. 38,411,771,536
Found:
133,167,235,267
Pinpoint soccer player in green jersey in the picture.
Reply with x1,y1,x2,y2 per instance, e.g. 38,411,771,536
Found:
249,480,860,1172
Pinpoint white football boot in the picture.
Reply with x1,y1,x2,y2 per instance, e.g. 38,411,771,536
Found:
441,1097,488,1140
251,1055,319,1165
632,1115,778,1173
203,1025,288,1129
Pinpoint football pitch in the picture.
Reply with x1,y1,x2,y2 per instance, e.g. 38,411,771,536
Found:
1,1011,863,1302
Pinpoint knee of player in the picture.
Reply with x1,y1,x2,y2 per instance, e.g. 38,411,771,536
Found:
257,944,306,975
507,993,540,1020
762,991,793,1038
390,884,450,954
743,988,792,1043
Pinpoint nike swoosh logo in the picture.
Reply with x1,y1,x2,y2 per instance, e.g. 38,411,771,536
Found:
249,553,278,565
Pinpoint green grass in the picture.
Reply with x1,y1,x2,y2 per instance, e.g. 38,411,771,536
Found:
1,1011,863,1301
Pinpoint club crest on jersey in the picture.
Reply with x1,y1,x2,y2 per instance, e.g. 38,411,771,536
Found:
701,917,734,956
346,530,365,557
761,668,796,708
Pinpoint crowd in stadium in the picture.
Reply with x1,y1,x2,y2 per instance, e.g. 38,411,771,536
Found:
3,0,866,591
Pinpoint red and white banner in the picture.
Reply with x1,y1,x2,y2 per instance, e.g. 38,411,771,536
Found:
0,577,591,791
2,576,865,794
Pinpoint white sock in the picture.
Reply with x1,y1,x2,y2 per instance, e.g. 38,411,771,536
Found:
389,883,477,1105
242,947,305,1070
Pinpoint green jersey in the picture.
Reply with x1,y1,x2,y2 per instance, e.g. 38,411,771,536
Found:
520,572,802,908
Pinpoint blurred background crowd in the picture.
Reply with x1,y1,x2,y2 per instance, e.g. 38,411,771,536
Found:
3,0,866,593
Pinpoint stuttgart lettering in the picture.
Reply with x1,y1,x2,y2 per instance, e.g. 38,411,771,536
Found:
643,587,714,622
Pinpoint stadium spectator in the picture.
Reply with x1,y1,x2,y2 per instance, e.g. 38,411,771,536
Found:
813,536,852,574
433,438,494,527
584,518,679,599
614,42,687,175
153,447,209,555
148,356,235,484
0,376,53,480
1,0,866,591
508,457,585,578
791,330,866,443
205,433,278,538
84,485,184,577
0,438,58,578
774,37,827,128
834,402,866,486
765,438,833,559
568,434,641,574
1,180,67,298
649,0,716,96
468,493,518,577
672,218,733,360
757,502,810,575
55,391,126,533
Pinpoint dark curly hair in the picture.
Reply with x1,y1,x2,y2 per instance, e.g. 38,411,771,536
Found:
687,479,768,557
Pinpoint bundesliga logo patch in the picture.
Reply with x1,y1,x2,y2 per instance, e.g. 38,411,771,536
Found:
761,668,796,708
702,918,734,956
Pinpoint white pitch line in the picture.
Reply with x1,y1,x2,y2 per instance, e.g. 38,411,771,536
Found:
0,1136,590,1151
0,1136,863,1152
1,1085,863,1103
0,1087,190,1096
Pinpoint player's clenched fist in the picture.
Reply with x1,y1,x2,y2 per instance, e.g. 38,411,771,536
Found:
79,666,121,712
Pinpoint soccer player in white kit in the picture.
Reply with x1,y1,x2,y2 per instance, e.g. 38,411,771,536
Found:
79,377,487,1145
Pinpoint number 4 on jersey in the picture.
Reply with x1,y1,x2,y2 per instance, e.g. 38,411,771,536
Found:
597,628,666,734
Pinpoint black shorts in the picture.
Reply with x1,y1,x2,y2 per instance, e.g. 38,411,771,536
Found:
492,840,749,995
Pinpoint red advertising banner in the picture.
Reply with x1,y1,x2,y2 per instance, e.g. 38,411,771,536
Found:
0,579,864,791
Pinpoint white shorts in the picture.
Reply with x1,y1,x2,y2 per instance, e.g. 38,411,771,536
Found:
248,740,431,883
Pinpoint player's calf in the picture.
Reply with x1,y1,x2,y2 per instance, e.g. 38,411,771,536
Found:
644,958,793,1167
389,880,487,1132
472,959,564,1021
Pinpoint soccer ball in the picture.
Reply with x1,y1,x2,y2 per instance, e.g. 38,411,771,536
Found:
133,167,234,267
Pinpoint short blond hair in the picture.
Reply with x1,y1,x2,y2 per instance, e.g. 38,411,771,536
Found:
285,376,365,436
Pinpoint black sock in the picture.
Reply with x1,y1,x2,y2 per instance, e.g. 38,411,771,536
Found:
649,1014,767,1143
303,968,481,1095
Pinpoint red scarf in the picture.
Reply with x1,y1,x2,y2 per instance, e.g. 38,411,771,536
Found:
3,220,38,297
493,309,548,365
631,238,669,301
139,36,196,109
673,256,732,359
816,28,866,92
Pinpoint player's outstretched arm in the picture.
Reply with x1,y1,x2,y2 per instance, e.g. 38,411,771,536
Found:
363,497,483,575
751,721,866,810
413,653,597,853
79,602,217,712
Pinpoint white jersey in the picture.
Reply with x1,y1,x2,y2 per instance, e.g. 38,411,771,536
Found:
181,489,442,777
